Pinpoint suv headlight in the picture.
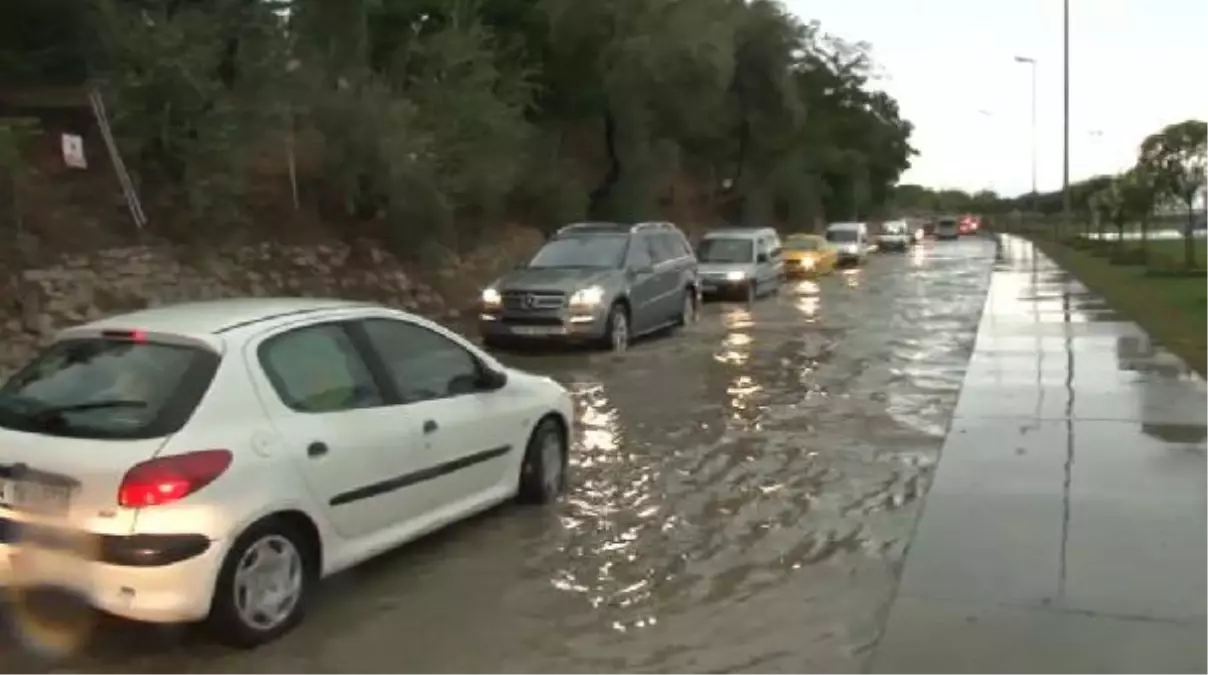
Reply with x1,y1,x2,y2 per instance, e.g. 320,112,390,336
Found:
725,270,747,281
569,285,605,308
481,288,502,306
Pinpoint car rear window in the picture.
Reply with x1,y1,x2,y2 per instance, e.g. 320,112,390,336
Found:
0,338,219,440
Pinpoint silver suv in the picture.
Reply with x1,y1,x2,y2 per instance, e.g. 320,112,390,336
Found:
478,222,700,351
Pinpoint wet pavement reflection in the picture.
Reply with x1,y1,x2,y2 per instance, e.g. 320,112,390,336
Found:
2,238,1001,674
872,234,1206,674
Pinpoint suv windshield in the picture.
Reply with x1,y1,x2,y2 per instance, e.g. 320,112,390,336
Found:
0,338,218,440
697,238,754,263
883,223,906,234
528,235,628,269
826,229,859,243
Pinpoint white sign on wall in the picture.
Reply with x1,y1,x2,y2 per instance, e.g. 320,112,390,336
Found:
61,133,87,169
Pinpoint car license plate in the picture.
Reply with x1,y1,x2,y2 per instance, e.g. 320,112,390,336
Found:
510,325,564,336
0,479,71,516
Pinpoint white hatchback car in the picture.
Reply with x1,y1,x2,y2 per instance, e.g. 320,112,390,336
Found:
0,298,573,647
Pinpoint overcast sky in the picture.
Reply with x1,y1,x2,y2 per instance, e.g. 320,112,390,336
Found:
785,0,1208,197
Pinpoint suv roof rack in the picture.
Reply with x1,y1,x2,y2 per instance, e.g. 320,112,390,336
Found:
630,221,677,232
554,222,629,236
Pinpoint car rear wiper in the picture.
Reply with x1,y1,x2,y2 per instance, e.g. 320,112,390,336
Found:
36,400,148,416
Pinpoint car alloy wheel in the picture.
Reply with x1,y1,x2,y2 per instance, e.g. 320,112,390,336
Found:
233,534,304,633
519,417,567,503
206,518,313,648
609,307,629,352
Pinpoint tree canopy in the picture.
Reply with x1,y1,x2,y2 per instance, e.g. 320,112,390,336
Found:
0,0,917,247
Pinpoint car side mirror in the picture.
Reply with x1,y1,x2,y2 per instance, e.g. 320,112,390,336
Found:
477,367,508,391
756,253,770,263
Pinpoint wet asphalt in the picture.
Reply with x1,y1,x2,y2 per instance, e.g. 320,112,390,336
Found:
3,237,999,673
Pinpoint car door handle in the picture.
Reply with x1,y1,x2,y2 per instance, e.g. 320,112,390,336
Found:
307,441,328,458
423,419,439,434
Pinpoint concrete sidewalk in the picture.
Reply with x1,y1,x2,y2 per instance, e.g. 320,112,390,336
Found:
870,235,1207,673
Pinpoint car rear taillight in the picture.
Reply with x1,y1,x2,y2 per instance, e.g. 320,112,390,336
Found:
118,450,232,508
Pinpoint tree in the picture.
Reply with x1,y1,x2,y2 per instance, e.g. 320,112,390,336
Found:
1117,164,1159,262
0,0,920,248
1139,119,1206,269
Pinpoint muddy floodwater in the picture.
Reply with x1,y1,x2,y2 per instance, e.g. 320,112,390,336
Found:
3,238,998,673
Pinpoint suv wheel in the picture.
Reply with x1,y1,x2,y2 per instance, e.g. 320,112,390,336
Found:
677,290,697,327
604,303,629,352
743,280,757,304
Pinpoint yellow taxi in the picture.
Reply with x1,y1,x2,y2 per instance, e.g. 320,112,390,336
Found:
781,233,836,277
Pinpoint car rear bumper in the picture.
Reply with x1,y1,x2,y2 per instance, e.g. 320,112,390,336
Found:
0,520,223,623
0,545,224,624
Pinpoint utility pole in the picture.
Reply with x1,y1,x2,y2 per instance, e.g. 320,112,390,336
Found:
1061,0,1071,238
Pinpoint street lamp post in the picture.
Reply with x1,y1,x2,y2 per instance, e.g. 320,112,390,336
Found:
1014,55,1038,219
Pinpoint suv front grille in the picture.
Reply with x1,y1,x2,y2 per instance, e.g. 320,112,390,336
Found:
502,290,566,311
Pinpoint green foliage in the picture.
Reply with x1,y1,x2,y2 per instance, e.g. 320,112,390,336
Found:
1140,120,1207,217
0,117,40,232
0,0,920,245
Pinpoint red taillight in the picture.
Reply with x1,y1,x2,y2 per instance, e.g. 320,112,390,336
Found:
101,329,148,343
118,450,232,508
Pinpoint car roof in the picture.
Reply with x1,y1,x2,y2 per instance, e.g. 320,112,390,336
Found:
826,222,864,229
77,297,375,338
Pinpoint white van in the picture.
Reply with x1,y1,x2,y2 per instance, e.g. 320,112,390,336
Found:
825,222,870,264
696,227,784,301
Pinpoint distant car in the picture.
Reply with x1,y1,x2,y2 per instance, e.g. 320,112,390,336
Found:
478,222,699,352
696,227,783,302
0,298,574,646
959,215,980,235
825,222,871,264
876,220,912,252
935,217,960,240
781,233,837,277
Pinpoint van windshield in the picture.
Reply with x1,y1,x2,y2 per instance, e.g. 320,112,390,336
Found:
826,229,859,243
697,238,754,263
0,338,218,440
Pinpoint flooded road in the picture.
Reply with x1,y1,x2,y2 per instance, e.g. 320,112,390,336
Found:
5,238,998,673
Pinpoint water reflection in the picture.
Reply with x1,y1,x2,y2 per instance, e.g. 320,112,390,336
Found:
841,267,861,288
910,242,928,267
717,307,754,366
792,280,821,320
556,378,663,630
